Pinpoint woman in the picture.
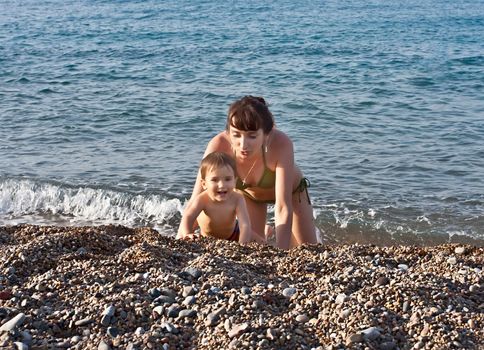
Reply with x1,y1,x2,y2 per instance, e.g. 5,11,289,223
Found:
189,96,318,249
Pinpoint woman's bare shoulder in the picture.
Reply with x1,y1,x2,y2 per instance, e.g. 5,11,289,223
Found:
269,129,293,150
206,131,232,153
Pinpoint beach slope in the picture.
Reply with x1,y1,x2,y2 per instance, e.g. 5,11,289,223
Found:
0,225,482,349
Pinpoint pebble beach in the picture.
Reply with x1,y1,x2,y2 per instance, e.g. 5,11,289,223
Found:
0,225,482,350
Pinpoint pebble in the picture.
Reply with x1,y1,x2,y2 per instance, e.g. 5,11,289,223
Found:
185,267,202,279
14,342,28,350
183,295,196,306
282,287,297,298
228,323,249,338
98,340,111,350
296,314,309,323
75,318,93,327
376,276,390,286
335,293,347,305
0,313,26,332
454,247,466,255
447,257,457,265
178,309,197,318
361,327,381,341
107,326,119,338
182,286,197,297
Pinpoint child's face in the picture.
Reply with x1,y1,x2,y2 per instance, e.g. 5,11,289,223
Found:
202,165,236,202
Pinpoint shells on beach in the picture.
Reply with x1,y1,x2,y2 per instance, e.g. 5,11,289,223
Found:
0,224,483,349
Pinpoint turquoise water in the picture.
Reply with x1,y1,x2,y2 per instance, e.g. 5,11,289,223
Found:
1,0,483,245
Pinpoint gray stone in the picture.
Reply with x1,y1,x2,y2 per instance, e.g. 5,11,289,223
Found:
335,293,347,305
154,295,175,305
361,327,381,341
167,305,181,318
98,340,111,350
75,318,93,327
100,314,112,327
178,309,197,318
20,331,32,345
14,342,28,350
103,305,116,317
107,327,119,338
296,314,309,323
159,288,177,299
282,287,297,298
241,287,251,295
0,313,26,332
376,276,390,286
346,333,364,344
182,286,197,297
185,267,202,279
228,323,249,338
379,341,397,350
163,322,179,334
182,296,196,306
454,247,466,255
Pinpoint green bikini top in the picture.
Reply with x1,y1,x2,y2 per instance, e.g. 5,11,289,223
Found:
236,148,276,190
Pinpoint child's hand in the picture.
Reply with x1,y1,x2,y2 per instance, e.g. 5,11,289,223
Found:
177,232,199,240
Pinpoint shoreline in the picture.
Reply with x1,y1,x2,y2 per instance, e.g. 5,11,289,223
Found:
1,224,483,349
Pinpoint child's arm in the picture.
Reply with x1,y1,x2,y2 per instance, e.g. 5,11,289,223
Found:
177,196,204,240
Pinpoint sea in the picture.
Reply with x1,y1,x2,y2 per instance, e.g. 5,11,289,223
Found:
1,0,483,246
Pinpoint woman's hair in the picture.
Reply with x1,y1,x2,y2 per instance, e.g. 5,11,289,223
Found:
200,152,237,179
226,96,274,134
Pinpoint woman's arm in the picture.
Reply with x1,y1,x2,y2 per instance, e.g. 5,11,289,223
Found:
273,135,295,250
235,194,252,244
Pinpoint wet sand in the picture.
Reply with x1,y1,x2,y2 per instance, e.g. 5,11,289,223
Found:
0,225,483,349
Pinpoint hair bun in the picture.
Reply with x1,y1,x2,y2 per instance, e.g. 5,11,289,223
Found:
247,95,267,106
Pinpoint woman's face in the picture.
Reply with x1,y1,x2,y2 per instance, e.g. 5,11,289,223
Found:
228,126,265,160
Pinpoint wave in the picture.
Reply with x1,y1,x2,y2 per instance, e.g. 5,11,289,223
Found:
0,178,183,232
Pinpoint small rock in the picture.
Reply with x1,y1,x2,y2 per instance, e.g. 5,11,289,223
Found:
0,313,26,332
266,328,277,340
154,295,175,305
228,323,249,338
185,267,202,279
98,340,111,350
182,286,197,297
296,314,309,323
178,309,197,318
107,327,119,338
182,296,196,306
335,293,347,305
454,247,466,255
241,287,251,295
346,333,363,345
75,318,93,327
361,327,381,341
380,341,397,350
162,322,178,334
376,276,390,286
282,287,297,298
398,264,409,271
0,290,12,300
447,257,457,265
14,342,28,350
134,327,144,335
469,284,480,293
